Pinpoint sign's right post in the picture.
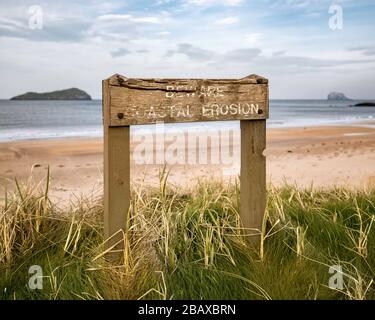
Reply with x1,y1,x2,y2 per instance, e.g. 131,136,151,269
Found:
240,119,266,241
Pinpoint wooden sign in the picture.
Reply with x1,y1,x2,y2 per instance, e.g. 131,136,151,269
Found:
103,74,269,253
107,74,268,126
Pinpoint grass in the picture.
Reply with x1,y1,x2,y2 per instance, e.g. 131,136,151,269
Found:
0,169,374,300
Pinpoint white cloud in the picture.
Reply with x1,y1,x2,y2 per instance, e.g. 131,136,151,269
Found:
97,14,163,24
158,31,171,36
86,12,170,42
244,33,263,45
215,16,239,25
156,0,175,4
286,0,311,8
166,43,214,61
224,0,243,5
0,17,27,31
187,0,243,6
111,48,131,58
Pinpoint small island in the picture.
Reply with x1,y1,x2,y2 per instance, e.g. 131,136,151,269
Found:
10,88,92,101
354,102,375,107
327,92,350,101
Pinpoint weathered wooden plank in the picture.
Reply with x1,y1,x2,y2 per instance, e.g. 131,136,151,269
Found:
240,120,266,241
107,74,269,126
108,74,269,86
103,79,130,254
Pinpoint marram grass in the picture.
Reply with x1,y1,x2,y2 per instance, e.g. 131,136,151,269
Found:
0,170,374,300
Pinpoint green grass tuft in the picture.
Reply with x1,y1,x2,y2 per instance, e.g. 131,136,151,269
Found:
0,172,374,300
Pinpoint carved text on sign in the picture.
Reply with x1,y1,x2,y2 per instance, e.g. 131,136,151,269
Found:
121,103,261,120
107,74,268,125
166,85,225,98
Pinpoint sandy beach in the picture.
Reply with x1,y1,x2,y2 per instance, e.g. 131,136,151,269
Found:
0,123,374,205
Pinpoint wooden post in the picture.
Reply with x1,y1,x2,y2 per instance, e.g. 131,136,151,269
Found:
102,74,268,252
103,80,130,253
240,120,266,241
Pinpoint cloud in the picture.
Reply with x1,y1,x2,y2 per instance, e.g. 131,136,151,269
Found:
156,0,176,4
165,45,262,64
1,0,374,99
223,48,262,61
0,14,90,42
158,31,171,36
97,14,163,24
215,16,239,25
0,6,167,43
244,33,263,45
255,54,375,73
349,47,375,56
186,0,243,7
285,0,311,8
86,12,170,42
164,43,374,71
206,46,375,72
110,48,131,58
0,17,26,31
166,43,214,61
273,50,286,57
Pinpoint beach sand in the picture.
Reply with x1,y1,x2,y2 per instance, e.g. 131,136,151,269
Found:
0,123,374,205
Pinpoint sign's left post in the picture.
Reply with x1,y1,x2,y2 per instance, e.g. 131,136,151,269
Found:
102,79,130,257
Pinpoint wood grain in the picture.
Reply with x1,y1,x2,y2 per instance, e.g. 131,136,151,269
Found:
107,74,269,126
103,79,130,255
240,120,266,241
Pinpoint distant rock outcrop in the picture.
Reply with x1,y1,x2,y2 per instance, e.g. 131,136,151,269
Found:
327,92,350,101
354,102,375,107
10,88,92,101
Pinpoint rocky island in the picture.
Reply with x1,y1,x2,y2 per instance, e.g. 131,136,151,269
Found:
327,92,350,101
10,88,92,100
354,102,375,107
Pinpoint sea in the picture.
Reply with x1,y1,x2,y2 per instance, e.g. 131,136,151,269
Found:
0,99,374,142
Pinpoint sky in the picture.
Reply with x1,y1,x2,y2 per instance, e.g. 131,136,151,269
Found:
0,0,374,99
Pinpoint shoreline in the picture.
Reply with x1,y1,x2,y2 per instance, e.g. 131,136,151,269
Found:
0,118,375,144
0,123,374,205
